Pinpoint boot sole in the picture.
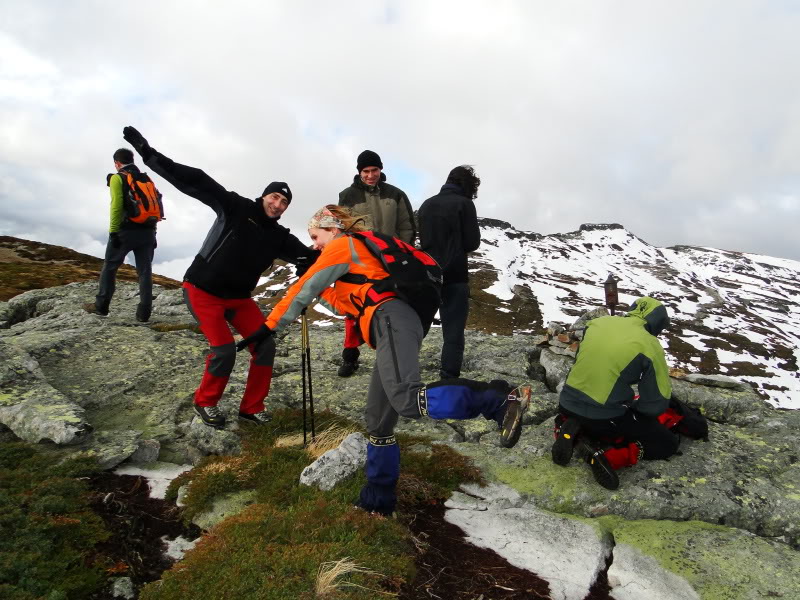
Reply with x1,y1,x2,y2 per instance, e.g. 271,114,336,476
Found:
238,414,272,425
499,385,531,448
589,455,620,490
552,418,581,466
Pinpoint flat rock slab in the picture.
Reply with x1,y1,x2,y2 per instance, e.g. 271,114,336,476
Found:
445,484,612,600
0,394,92,445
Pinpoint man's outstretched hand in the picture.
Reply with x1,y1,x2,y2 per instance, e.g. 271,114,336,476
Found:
236,324,273,352
122,126,153,159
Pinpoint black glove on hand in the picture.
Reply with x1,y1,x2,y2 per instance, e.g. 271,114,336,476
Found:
122,126,154,160
109,232,121,249
236,324,273,352
295,249,321,278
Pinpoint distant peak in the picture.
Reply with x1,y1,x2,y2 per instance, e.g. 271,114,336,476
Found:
477,217,513,229
578,223,624,232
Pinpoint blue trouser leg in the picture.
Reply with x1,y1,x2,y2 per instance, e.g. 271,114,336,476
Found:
357,437,400,516
422,379,508,424
357,301,511,515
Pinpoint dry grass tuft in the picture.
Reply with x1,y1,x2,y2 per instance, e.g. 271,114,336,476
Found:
315,557,393,597
199,456,254,481
305,424,359,459
273,433,306,448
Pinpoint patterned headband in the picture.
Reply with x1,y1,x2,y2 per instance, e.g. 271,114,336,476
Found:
307,207,345,230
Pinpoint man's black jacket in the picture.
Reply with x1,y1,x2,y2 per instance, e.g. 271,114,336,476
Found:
418,183,481,285
144,151,311,298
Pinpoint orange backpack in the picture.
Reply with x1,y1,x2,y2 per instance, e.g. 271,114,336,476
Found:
119,170,165,225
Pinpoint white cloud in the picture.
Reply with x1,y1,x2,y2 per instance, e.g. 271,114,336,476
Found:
0,0,798,273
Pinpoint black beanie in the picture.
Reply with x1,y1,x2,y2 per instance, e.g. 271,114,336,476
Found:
356,150,383,172
262,181,292,203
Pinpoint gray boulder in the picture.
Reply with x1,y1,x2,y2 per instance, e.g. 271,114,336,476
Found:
300,432,368,491
0,392,92,445
538,347,575,391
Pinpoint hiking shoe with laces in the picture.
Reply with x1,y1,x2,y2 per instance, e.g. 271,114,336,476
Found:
584,445,620,490
194,404,226,429
238,410,272,425
337,360,359,377
499,384,531,448
552,417,581,466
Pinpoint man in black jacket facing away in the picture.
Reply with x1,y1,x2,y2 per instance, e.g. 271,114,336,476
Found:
418,165,481,379
122,126,314,429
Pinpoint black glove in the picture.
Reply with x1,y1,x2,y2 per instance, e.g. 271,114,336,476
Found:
109,232,121,249
236,324,273,352
122,126,154,160
295,249,321,278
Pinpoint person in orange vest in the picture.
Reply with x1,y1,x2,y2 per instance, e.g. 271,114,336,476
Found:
238,205,529,516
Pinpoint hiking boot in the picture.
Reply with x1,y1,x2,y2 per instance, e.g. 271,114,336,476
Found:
94,300,110,316
238,410,272,425
337,360,359,377
499,385,531,449
135,304,151,323
194,404,226,429
552,417,581,466
583,444,620,490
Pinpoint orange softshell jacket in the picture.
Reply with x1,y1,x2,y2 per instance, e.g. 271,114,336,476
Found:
265,234,396,347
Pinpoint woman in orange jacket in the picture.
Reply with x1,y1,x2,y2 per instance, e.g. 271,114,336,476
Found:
239,205,528,516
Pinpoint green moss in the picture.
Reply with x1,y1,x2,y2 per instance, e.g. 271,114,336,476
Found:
146,410,488,599
608,518,800,599
0,442,109,599
490,457,588,512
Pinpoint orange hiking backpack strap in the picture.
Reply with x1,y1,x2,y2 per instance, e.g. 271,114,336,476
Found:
120,170,165,226
338,231,443,336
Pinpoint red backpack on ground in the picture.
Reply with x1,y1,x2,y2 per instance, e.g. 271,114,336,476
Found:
339,231,443,336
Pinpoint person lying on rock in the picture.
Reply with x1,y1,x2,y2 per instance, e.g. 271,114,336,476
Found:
122,126,316,430
236,204,530,516
551,297,687,490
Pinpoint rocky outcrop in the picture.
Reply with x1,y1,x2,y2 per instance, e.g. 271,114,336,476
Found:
1,281,798,599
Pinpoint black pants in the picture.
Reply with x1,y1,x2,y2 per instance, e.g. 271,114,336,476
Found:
96,228,156,307
560,406,679,460
439,282,470,379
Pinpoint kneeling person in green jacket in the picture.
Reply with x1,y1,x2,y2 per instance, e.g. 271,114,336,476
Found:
551,297,678,490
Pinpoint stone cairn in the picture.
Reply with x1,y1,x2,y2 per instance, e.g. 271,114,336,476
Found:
533,307,611,359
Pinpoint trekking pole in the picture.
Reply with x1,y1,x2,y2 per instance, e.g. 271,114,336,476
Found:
302,310,316,440
301,310,308,446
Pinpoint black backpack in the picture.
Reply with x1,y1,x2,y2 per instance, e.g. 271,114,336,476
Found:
339,231,443,336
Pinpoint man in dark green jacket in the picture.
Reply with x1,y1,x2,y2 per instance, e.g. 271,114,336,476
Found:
552,297,678,489
336,150,416,377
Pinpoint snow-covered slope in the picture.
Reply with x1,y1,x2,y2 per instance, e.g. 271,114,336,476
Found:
476,219,799,408
253,219,798,408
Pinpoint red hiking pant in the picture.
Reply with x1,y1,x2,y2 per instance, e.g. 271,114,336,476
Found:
183,282,275,414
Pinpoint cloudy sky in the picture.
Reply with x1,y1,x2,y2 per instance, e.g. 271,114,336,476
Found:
1,1,798,281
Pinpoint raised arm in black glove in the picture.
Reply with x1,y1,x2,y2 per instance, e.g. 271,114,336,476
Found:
236,324,273,352
295,249,321,278
122,126,154,161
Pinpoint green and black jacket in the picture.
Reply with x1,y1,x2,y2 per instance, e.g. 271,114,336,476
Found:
559,297,672,420
338,173,416,243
